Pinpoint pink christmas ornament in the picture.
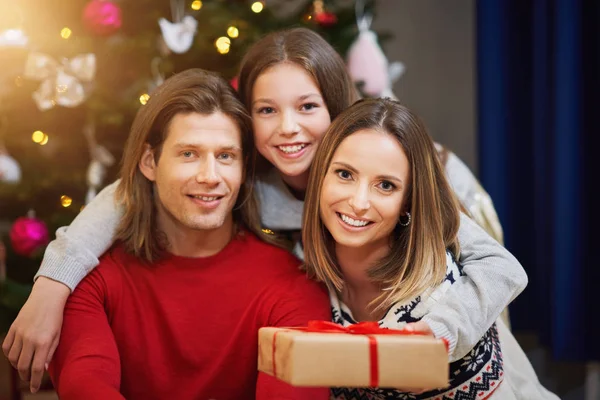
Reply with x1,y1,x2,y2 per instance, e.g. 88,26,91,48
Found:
315,11,337,27
9,216,49,257
346,11,404,99
82,0,122,36
230,76,239,91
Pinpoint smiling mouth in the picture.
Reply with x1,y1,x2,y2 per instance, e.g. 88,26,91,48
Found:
188,195,224,201
277,143,308,154
336,212,373,228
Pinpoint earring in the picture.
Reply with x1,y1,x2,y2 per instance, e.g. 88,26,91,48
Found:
399,212,411,227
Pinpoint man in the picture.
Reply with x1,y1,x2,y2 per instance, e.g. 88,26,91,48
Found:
48,69,331,399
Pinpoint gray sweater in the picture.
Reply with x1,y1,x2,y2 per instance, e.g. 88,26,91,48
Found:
36,155,527,363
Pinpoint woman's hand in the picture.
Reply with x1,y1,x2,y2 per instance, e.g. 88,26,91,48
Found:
2,277,70,393
403,320,434,336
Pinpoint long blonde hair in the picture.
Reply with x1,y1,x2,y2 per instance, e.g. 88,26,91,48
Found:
303,98,461,310
115,69,281,262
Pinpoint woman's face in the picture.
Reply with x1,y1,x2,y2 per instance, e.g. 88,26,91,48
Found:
319,129,411,251
251,63,331,188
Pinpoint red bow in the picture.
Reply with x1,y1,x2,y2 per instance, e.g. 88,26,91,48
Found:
271,320,431,388
302,320,420,335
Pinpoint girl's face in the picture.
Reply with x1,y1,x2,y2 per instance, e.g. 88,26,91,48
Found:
251,63,331,189
319,129,411,252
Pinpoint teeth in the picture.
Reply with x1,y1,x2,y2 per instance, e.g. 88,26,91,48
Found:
340,214,369,227
194,196,219,201
278,144,306,154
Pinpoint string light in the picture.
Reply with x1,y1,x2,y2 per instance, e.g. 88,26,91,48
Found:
60,195,73,208
60,27,72,39
139,93,150,105
215,36,231,54
227,26,239,38
251,2,264,13
32,130,45,143
191,0,202,10
32,130,50,145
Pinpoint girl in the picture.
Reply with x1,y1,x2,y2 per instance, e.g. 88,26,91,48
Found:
5,28,525,394
304,97,557,399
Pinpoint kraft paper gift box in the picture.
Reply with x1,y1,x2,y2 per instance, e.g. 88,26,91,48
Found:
258,321,449,390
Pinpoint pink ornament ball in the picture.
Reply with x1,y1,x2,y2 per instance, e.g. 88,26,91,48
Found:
9,216,50,257
315,11,338,27
230,76,239,91
83,0,122,36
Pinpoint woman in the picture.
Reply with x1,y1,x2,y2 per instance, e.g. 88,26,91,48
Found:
303,98,557,399
5,28,526,394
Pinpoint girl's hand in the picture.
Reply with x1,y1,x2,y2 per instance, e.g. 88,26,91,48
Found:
2,277,70,393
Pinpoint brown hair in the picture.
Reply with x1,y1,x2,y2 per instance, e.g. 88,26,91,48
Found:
303,98,461,310
238,27,358,123
115,68,280,262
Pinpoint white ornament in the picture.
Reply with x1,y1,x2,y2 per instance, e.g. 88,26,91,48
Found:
0,153,21,184
86,159,106,203
24,53,96,111
149,57,165,93
0,29,28,48
84,124,115,204
159,15,198,54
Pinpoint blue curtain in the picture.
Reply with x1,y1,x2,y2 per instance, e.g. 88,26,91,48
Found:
477,0,599,361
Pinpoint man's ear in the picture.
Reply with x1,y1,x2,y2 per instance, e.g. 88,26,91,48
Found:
139,143,157,182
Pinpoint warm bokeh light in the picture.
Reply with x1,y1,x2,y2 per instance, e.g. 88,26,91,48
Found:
191,0,202,10
60,27,72,39
32,131,45,143
0,4,24,30
251,2,264,13
139,93,150,105
215,36,231,54
227,26,239,38
313,0,324,13
60,195,73,208
39,134,49,145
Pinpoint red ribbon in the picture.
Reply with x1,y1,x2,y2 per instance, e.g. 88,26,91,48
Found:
271,320,433,387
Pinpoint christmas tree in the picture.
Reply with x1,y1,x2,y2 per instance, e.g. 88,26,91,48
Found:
0,0,384,332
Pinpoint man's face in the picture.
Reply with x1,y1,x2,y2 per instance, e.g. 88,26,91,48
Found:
140,112,244,238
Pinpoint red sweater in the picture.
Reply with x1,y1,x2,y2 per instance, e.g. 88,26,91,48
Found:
49,232,331,400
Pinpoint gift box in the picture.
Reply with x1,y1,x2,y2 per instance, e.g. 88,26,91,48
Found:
258,321,449,390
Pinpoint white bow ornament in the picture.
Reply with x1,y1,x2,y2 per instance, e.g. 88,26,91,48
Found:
24,53,96,111
159,15,198,54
